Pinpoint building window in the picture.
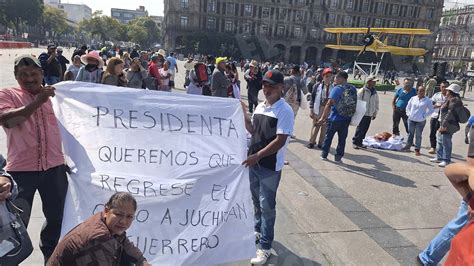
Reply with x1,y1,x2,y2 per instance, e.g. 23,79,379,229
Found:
294,26,302,38
328,13,336,24
124,13,133,18
277,25,285,36
360,17,367,27
297,0,305,3
243,23,251,33
180,0,189,9
261,24,268,34
313,12,321,22
426,8,434,19
112,12,121,17
344,15,352,26
389,20,396,28
310,28,318,38
180,16,188,28
407,6,414,17
346,0,353,9
226,3,235,15
262,7,270,18
244,4,253,16
207,17,216,29
374,18,381,27
362,0,369,11
330,0,338,8
207,0,216,13
377,2,384,13
296,10,303,21
400,36,408,46
225,20,234,32
392,5,399,15
279,9,287,20
404,21,410,28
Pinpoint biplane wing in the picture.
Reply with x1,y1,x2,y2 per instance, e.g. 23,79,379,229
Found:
325,44,427,56
324,28,431,35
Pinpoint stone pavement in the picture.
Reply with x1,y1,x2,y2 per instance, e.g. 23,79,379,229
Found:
0,48,472,265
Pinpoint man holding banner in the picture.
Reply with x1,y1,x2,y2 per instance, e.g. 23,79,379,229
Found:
242,69,294,265
0,55,68,263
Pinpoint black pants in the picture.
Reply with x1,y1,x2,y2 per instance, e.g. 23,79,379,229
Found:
392,108,409,136
430,118,440,149
353,116,372,146
248,87,259,113
9,165,68,261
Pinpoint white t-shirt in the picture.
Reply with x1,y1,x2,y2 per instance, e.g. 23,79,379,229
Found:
249,98,294,171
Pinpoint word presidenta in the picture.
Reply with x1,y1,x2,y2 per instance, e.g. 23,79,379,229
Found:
92,106,240,138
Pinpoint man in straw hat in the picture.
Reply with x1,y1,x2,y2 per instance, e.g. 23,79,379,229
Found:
0,55,69,263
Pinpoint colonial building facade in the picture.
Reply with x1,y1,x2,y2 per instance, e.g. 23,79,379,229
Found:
433,5,474,73
164,0,442,69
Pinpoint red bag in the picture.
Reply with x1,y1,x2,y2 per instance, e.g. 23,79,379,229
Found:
194,63,209,83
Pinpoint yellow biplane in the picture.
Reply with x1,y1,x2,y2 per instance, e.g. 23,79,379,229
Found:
324,27,432,56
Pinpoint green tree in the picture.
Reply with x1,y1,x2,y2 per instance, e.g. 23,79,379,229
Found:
3,0,44,35
41,5,68,39
127,17,161,48
79,11,126,42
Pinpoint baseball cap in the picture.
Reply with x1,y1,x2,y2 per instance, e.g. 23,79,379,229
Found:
322,68,332,76
216,57,227,65
14,54,42,69
47,43,57,49
262,70,284,85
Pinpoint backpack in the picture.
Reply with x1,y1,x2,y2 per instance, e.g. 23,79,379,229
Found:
194,63,209,83
335,84,357,117
456,106,471,123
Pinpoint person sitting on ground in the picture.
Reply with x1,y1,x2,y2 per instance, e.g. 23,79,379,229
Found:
102,57,127,87
75,51,104,83
47,192,150,266
126,58,147,89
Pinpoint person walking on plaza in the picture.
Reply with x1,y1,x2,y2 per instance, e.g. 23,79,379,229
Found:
184,57,195,88
244,60,262,113
39,43,63,85
283,65,306,119
71,44,87,62
75,51,104,83
317,71,357,163
431,84,464,167
428,81,448,154
56,47,69,80
308,68,333,149
47,192,150,266
158,60,173,92
211,57,232,97
126,58,147,89
392,78,417,136
402,86,434,155
166,52,178,90
147,54,161,90
102,57,127,87
0,55,69,263
242,69,294,265
64,55,82,81
424,75,437,98
352,75,380,149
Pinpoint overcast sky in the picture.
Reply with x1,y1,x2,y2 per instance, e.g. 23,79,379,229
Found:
59,0,165,16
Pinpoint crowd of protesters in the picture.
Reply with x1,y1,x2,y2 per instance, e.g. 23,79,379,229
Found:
0,42,473,265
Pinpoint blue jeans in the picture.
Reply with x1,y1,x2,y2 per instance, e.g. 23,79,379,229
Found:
406,119,426,150
419,200,469,265
436,132,453,162
44,76,61,85
249,165,282,250
321,119,351,160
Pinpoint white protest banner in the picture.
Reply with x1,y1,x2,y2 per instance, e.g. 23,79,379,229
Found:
52,82,255,265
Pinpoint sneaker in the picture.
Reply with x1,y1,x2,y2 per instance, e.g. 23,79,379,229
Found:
415,149,421,156
401,146,411,152
307,143,315,149
290,135,296,139
353,144,360,149
334,158,343,164
438,161,449,167
428,148,436,154
317,144,323,149
250,249,271,265
430,157,441,163
320,155,328,161
254,232,262,245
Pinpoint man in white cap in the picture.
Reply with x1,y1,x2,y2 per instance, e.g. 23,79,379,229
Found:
352,74,380,149
431,83,464,167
